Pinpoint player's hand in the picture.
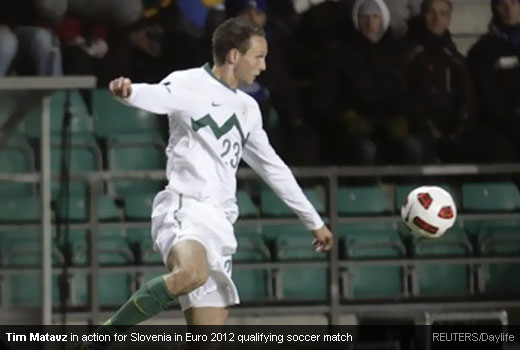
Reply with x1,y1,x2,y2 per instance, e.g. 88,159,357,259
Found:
311,226,333,253
109,77,132,98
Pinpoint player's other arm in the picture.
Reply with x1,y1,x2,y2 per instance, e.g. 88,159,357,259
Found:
109,76,178,115
242,123,333,252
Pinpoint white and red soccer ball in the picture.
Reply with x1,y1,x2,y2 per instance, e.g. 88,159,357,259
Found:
401,186,457,239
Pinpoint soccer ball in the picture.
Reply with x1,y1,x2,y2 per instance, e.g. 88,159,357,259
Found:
400,186,457,239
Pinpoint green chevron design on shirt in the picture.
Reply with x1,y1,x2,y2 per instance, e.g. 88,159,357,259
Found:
191,113,249,146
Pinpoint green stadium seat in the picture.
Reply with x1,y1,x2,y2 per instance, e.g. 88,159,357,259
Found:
50,134,102,197
98,229,134,265
92,89,159,137
234,232,269,262
261,187,326,216
337,186,406,299
108,134,165,195
340,224,405,299
274,229,324,260
51,135,101,172
25,90,92,137
233,232,270,301
236,190,259,217
478,230,520,295
54,195,87,221
463,182,520,212
0,196,40,223
338,186,393,215
99,229,134,305
0,231,64,267
70,270,135,307
127,228,161,265
98,195,122,221
224,189,270,300
9,274,61,307
71,229,133,265
462,182,520,235
0,92,30,135
260,187,327,300
270,230,327,300
71,229,134,306
53,195,120,222
413,229,472,296
124,193,155,220
0,135,35,195
1,230,63,306
66,230,88,266
124,193,157,265
279,266,327,300
462,182,520,295
98,229,135,306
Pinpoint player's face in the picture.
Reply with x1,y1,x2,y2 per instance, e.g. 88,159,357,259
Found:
235,35,268,85
496,0,520,26
358,14,383,43
425,0,452,36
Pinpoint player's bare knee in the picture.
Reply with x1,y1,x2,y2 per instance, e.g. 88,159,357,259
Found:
176,267,208,294
164,265,208,295
189,266,209,290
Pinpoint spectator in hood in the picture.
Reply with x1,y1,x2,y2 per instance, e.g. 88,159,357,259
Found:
405,0,489,163
467,0,520,161
343,0,423,37
223,0,321,166
311,0,422,165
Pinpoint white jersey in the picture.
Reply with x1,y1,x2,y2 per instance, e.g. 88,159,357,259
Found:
124,63,323,231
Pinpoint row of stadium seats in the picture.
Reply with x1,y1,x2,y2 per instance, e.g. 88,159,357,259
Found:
0,90,162,137
2,181,520,221
0,89,166,197
0,226,516,307
0,135,165,197
1,183,519,308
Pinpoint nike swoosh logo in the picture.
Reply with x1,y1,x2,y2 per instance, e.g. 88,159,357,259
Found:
211,102,222,107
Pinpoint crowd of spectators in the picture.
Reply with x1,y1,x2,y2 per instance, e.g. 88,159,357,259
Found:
1,0,520,166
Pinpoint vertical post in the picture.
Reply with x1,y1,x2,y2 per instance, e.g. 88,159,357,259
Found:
41,95,52,324
328,170,340,325
89,179,101,324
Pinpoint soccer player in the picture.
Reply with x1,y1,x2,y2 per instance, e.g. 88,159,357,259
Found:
80,17,333,347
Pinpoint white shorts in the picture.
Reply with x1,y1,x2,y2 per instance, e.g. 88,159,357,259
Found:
150,189,240,311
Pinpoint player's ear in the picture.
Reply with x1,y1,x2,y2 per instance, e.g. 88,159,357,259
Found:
227,48,241,64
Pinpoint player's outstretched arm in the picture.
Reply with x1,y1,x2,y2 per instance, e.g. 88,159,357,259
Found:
108,74,182,115
242,113,334,253
312,226,333,253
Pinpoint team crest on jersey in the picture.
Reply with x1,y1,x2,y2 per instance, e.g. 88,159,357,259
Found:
191,113,249,146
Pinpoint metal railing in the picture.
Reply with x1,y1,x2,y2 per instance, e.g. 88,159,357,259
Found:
1,164,520,324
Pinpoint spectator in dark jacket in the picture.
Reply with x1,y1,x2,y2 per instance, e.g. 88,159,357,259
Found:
0,0,64,76
405,0,482,163
224,0,321,166
311,0,422,165
467,0,520,162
